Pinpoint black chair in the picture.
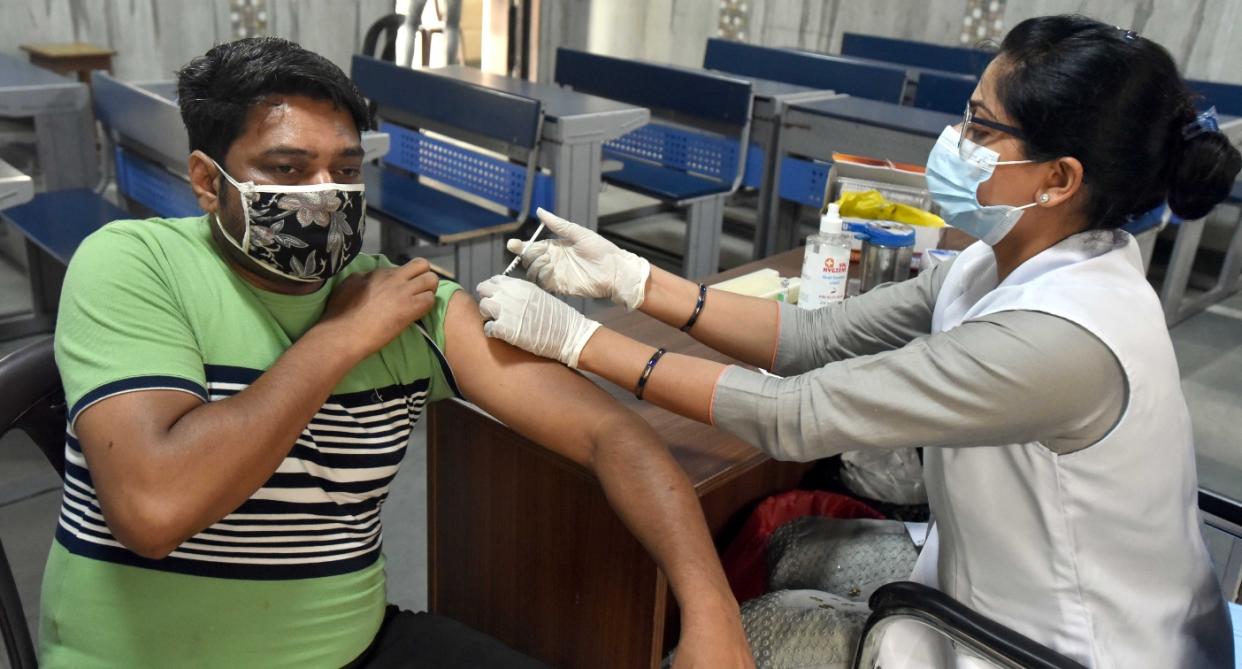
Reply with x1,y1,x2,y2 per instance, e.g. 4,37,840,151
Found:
362,13,404,62
1,336,67,669
852,581,1087,669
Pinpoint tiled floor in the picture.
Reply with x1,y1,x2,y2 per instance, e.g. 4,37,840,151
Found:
1,210,1240,666
1173,291,1242,503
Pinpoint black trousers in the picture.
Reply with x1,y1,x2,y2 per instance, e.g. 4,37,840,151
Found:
342,606,552,669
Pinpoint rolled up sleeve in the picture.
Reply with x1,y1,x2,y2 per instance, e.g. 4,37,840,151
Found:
713,310,1125,461
772,261,948,376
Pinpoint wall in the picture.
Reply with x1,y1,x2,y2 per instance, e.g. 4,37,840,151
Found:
4,1,1238,85
544,0,1242,85
745,0,972,56
462,0,484,65
0,0,394,81
1001,0,1242,84
267,0,394,74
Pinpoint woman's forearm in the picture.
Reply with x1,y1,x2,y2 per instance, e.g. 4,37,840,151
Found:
577,327,728,425
641,267,781,370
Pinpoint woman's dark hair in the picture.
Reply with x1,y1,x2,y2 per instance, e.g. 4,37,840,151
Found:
176,37,373,163
995,15,1240,227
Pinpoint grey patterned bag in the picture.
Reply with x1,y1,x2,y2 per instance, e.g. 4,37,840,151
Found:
767,517,918,602
665,518,921,669
740,590,870,669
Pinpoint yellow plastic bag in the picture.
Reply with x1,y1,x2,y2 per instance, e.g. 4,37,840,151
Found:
836,190,944,228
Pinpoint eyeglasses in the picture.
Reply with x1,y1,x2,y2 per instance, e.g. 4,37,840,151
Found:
959,103,1025,160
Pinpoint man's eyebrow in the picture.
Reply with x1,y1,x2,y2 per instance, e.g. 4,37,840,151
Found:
259,146,317,159
338,145,365,158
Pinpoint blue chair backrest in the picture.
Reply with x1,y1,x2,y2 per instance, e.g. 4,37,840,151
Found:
351,55,542,149
912,70,978,115
92,72,200,218
603,122,744,184
378,121,542,213
93,72,190,170
1186,79,1242,117
841,33,993,77
1121,203,1167,236
555,48,752,127
703,38,906,104
351,56,546,215
113,147,202,218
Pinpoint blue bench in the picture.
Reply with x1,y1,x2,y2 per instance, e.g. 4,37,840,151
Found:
93,72,201,219
352,54,546,291
837,33,990,115
0,188,130,339
1,189,130,266
911,70,978,115
555,48,753,278
111,148,202,218
0,74,162,340
1187,79,1242,116
840,32,994,77
701,37,912,209
704,38,907,104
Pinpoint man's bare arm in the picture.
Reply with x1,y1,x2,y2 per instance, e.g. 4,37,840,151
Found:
442,291,752,668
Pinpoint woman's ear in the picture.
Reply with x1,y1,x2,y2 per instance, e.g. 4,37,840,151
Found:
188,150,222,214
1038,156,1084,208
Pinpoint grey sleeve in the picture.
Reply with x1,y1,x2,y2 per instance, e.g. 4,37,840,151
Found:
773,260,950,376
712,310,1126,461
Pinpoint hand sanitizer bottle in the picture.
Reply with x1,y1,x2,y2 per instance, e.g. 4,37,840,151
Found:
798,203,852,309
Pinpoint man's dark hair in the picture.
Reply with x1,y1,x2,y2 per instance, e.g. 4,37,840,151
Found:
176,37,373,162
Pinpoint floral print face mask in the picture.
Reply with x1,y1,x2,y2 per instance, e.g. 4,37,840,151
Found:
210,159,366,282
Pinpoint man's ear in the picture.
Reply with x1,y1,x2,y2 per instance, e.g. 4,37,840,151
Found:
188,150,223,214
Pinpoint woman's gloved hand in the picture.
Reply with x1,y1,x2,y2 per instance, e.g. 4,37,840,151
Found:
476,275,602,369
507,208,651,311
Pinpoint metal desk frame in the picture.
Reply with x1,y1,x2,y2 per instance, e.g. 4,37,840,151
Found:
0,54,96,191
763,96,957,254
0,156,40,338
0,54,93,340
725,79,842,260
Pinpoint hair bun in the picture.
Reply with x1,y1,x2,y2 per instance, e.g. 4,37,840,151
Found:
1167,130,1241,220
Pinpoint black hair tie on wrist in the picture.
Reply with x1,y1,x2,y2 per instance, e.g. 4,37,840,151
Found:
680,284,707,332
635,348,667,400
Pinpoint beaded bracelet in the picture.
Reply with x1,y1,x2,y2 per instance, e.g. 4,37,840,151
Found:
680,283,708,332
634,347,667,400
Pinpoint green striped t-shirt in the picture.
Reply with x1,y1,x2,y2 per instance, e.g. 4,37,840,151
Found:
41,215,460,668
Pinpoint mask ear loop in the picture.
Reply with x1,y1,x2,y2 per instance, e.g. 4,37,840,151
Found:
209,158,257,254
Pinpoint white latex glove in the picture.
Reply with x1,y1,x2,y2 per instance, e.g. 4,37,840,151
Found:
476,275,602,369
506,207,651,310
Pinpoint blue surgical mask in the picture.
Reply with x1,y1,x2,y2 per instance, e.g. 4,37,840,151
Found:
925,126,1037,246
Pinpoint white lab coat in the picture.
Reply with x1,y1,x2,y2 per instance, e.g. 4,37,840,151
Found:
878,231,1231,668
